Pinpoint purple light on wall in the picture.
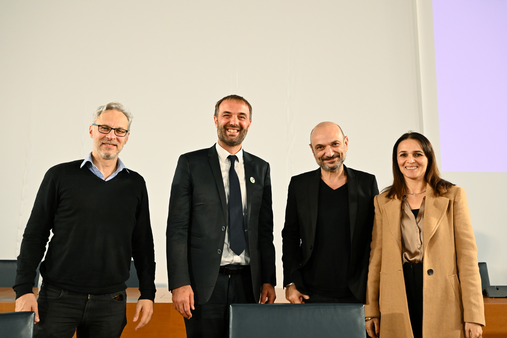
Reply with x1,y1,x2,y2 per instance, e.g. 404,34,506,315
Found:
433,0,507,172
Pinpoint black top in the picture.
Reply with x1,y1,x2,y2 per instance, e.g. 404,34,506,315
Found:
14,160,156,300
282,166,379,303
302,181,354,299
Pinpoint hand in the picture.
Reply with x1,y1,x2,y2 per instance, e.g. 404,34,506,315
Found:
133,299,154,330
259,283,276,304
465,322,482,338
172,285,194,319
365,317,380,338
285,284,309,304
15,293,40,324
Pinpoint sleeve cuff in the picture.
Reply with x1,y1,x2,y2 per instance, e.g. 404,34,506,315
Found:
138,288,156,301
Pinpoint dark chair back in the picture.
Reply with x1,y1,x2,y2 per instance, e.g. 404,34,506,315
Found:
0,312,34,338
125,260,139,287
229,303,366,338
479,262,507,297
0,260,40,288
478,262,491,290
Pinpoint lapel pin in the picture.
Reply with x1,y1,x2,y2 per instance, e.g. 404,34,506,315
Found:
250,177,255,184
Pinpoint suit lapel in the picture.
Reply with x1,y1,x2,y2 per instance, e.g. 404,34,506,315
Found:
243,152,254,228
346,166,358,242
423,184,449,247
384,198,403,250
308,169,320,238
208,145,228,223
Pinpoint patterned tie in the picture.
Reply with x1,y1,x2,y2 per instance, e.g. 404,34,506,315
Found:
228,155,246,255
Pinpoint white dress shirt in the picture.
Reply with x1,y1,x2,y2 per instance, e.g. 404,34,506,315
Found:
215,143,250,265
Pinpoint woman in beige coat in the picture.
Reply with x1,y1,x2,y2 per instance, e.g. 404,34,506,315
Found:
365,132,485,338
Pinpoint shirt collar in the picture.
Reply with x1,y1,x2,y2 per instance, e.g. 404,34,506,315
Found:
215,143,244,163
80,153,129,173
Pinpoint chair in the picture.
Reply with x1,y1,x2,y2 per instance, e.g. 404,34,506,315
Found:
229,303,366,338
0,260,40,288
0,260,19,287
479,262,507,297
125,260,139,287
478,262,491,291
0,312,34,338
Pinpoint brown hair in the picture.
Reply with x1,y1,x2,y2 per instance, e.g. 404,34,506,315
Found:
385,132,454,199
214,94,252,120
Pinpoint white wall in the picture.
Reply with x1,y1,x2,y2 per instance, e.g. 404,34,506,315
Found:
416,0,507,284
1,0,504,289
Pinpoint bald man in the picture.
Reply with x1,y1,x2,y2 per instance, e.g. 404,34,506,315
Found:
282,122,378,305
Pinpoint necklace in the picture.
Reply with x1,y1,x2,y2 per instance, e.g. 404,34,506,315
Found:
406,190,426,196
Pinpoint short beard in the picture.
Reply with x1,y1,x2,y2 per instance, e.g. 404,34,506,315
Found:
318,154,345,172
97,150,119,160
97,142,120,160
217,125,248,147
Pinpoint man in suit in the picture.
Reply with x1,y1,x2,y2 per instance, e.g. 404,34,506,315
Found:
282,122,378,304
166,94,276,338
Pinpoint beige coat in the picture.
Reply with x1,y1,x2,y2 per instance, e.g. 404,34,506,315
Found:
365,185,485,337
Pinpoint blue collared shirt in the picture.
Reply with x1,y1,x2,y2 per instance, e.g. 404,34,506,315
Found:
80,153,129,181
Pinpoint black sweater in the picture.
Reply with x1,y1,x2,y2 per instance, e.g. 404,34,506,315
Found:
14,160,156,300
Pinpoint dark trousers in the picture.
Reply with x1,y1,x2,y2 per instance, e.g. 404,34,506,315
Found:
403,263,423,338
184,266,255,338
34,283,127,338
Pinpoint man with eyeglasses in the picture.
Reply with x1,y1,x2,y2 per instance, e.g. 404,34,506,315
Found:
167,94,276,338
14,102,156,338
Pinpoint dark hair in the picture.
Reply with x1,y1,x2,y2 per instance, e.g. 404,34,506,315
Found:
214,94,252,120
385,132,454,199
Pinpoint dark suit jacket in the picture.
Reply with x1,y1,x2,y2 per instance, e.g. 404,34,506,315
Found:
167,145,276,304
282,165,378,303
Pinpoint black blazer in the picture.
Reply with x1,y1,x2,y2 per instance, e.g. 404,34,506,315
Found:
281,166,378,303
167,145,276,304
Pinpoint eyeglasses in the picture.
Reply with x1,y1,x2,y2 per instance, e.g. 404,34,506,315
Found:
92,124,129,137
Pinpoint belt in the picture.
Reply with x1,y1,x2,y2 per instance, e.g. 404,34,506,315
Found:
219,265,248,275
